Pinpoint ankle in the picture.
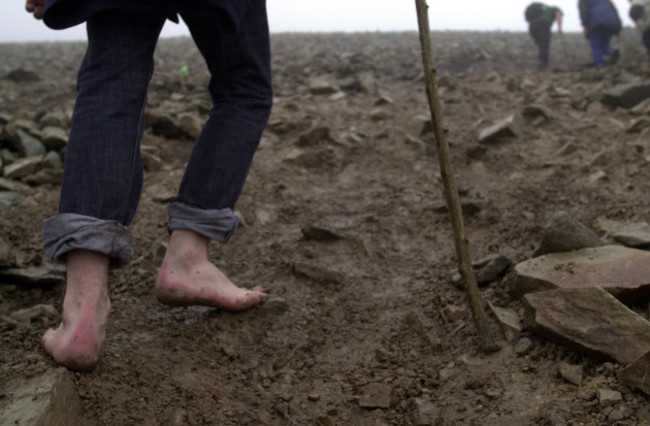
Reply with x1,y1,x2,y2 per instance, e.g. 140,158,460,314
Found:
166,230,210,264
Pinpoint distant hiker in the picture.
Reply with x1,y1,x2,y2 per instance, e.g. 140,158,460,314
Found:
579,0,623,67
629,0,650,55
25,0,272,370
524,2,564,69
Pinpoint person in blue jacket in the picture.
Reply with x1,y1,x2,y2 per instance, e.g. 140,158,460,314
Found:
579,0,623,67
25,0,272,370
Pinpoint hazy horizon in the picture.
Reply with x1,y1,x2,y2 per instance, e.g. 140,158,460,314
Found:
0,0,635,42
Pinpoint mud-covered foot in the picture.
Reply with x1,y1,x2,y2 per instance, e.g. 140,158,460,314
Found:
42,250,110,371
155,230,267,311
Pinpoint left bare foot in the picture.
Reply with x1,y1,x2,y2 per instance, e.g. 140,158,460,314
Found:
42,250,111,371
155,230,267,311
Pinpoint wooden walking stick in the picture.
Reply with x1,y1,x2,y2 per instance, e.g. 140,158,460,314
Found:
414,0,498,352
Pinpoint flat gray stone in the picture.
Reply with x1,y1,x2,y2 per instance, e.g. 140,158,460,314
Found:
308,75,339,95
601,80,650,109
515,245,650,302
0,177,29,192
412,398,437,425
38,113,68,129
39,151,63,170
40,126,68,150
524,286,650,365
597,388,622,407
358,383,391,408
619,351,650,395
404,114,433,138
474,253,511,285
533,211,604,257
514,336,533,356
0,265,66,286
477,114,519,143
4,156,42,179
609,221,650,248
10,304,59,324
488,302,521,341
14,129,46,157
0,368,81,426
176,113,202,140
297,126,330,147
0,191,23,210
23,169,64,186
558,361,583,386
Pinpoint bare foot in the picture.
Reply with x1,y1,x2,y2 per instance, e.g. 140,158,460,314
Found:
155,230,267,311
42,250,110,371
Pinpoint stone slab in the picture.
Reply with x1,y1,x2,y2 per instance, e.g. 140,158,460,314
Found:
533,210,603,257
619,351,650,395
524,286,650,365
514,245,650,303
610,221,650,248
601,80,650,109
477,114,519,143
0,368,81,426
0,265,66,286
358,383,391,408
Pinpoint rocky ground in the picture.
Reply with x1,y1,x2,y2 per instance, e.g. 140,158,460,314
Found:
1,30,650,425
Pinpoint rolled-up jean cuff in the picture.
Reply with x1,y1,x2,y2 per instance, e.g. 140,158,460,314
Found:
42,213,133,269
167,201,238,244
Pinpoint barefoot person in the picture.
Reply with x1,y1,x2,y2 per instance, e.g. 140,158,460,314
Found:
25,0,272,370
524,2,564,69
629,0,650,56
579,0,623,67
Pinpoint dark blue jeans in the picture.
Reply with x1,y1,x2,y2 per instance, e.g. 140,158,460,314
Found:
42,1,273,268
588,25,615,66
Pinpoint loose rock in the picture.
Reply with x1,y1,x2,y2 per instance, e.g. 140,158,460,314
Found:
524,286,650,365
412,398,437,425
558,361,583,386
358,383,391,408
515,245,650,302
600,80,650,109
609,221,650,248
477,114,519,143
0,368,81,425
533,210,603,257
619,351,650,395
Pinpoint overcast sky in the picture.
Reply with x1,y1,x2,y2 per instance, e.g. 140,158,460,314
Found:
0,0,634,42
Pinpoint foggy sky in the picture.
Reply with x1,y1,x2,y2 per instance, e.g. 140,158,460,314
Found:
0,0,635,42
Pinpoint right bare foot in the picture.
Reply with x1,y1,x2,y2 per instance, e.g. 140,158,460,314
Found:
155,230,267,311
42,250,111,371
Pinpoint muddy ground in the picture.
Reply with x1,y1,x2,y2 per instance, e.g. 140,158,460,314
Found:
1,30,650,425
